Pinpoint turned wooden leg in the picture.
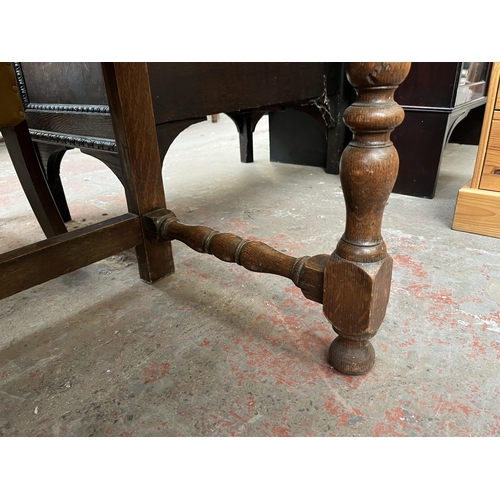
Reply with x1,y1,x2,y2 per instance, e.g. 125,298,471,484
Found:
324,62,411,375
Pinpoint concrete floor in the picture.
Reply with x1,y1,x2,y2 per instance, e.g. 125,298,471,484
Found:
0,115,499,437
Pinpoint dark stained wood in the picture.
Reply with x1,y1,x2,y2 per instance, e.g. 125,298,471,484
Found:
449,103,485,145
26,110,114,139
82,149,124,185
391,62,490,198
268,63,350,174
392,110,450,198
155,117,206,162
227,111,266,163
324,62,411,375
394,62,460,108
1,121,67,237
147,63,327,124
34,143,71,221
14,62,348,245
101,62,174,283
269,108,330,168
0,214,142,300
0,65,174,303
20,62,107,105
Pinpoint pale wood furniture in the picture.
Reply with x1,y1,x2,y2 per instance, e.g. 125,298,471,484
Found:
453,63,500,238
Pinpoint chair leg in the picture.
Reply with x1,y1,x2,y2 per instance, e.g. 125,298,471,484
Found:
1,121,67,237
35,143,72,222
101,62,174,283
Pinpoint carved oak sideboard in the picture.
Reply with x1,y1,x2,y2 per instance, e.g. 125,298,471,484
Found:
13,62,349,225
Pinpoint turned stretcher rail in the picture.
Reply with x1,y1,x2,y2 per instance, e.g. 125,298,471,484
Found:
143,209,329,304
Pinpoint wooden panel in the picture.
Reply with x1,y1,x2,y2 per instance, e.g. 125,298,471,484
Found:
391,109,450,198
147,63,327,124
496,88,500,110
479,119,500,191
0,214,142,300
394,62,460,108
26,110,114,139
452,182,500,238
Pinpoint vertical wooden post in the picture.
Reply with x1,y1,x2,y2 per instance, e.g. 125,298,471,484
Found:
323,62,411,375
101,63,174,282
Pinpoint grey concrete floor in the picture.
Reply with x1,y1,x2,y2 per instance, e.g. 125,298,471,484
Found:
0,115,499,437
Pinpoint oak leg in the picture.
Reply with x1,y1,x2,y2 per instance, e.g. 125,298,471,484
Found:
323,62,411,375
101,63,174,282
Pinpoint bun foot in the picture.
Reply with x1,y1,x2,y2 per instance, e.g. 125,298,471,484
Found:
328,336,375,375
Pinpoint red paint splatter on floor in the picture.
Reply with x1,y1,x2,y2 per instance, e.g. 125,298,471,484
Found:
282,285,321,309
371,406,419,436
142,361,170,383
372,422,406,437
393,254,428,280
398,338,416,348
271,426,290,436
464,334,489,359
323,395,340,416
378,343,389,353
228,411,247,423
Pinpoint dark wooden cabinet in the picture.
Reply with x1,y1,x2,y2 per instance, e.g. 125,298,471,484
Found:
392,62,491,198
265,63,492,198
12,62,348,221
